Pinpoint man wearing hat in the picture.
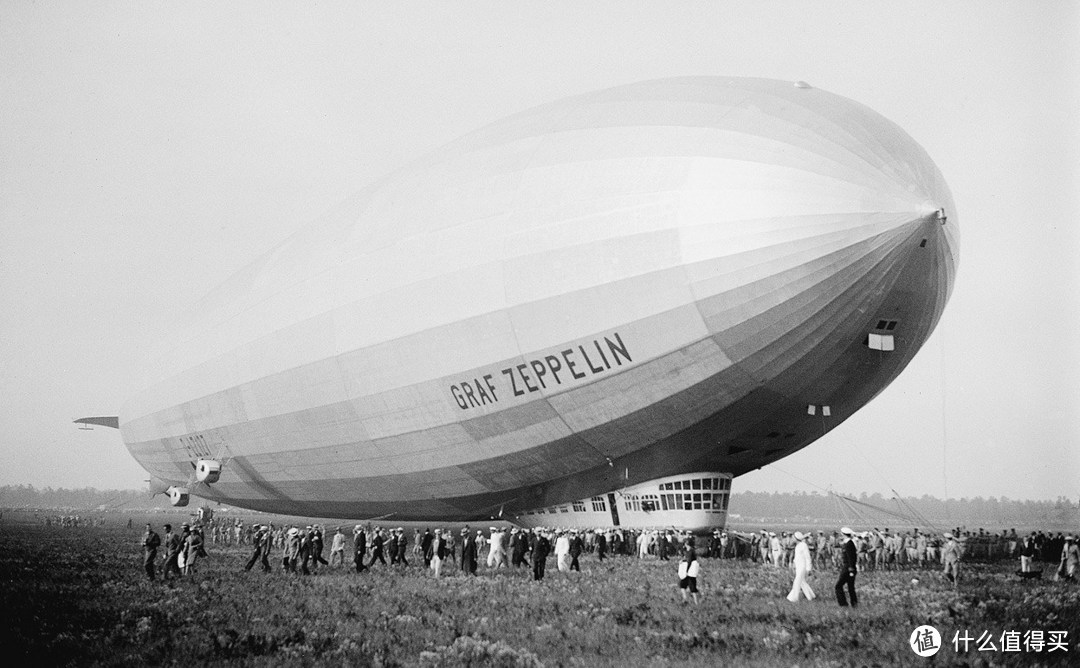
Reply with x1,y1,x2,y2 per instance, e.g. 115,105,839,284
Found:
554,529,571,572
329,527,346,568
353,525,368,573
369,527,387,568
569,529,584,572
141,523,161,581
509,527,528,568
942,532,961,585
787,531,815,602
162,523,182,580
835,527,858,607
244,525,272,573
532,528,552,581
486,527,506,569
461,527,478,575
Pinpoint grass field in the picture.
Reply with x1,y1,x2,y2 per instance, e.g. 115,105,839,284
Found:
1,517,1078,666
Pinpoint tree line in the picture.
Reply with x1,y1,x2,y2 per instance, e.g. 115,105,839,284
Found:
728,490,1080,531
1,485,1077,530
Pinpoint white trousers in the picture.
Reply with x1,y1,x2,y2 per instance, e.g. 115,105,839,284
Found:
787,569,815,602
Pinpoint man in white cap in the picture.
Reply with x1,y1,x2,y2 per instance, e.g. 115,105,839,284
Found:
835,527,858,607
787,531,815,602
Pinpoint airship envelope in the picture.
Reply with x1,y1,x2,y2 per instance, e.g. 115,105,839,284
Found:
120,77,958,519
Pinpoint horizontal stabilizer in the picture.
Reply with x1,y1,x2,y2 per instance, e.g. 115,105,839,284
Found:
73,416,119,429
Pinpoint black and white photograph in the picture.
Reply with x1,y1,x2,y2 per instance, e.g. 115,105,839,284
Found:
1,1,1077,665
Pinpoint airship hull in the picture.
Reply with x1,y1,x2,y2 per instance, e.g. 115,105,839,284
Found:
120,77,957,520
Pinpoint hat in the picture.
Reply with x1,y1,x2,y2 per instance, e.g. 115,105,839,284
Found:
354,524,362,530
944,532,953,539
840,527,853,536
769,531,776,536
288,527,299,536
793,531,804,540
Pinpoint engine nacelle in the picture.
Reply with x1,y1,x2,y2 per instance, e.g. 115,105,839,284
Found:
167,486,190,507
195,459,222,484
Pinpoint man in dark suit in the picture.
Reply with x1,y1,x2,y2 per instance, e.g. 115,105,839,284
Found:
369,528,387,567
461,528,478,575
510,528,529,568
142,524,161,580
532,529,551,581
569,530,584,572
162,524,183,580
353,525,368,573
244,525,272,572
835,527,858,607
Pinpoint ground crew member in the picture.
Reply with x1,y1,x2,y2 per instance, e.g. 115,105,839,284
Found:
142,524,161,580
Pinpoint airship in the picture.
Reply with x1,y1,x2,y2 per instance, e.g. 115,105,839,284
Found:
79,76,957,527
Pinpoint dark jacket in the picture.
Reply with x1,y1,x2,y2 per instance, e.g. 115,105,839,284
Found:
841,539,858,572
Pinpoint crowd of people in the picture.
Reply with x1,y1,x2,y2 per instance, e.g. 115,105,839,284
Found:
139,520,1080,607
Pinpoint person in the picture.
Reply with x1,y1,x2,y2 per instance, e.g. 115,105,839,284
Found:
313,525,328,569
141,524,161,581
787,531,815,602
942,532,961,586
395,528,409,567
569,530,584,572
835,527,858,607
431,529,447,578
1063,536,1079,580
769,532,782,567
555,530,571,572
298,527,314,575
353,525,368,573
283,527,301,573
184,527,204,575
486,527,506,569
461,528,478,575
422,529,434,569
329,527,346,568
678,544,700,604
510,528,529,568
245,525,272,572
176,525,191,572
532,529,551,581
595,529,608,562
162,524,182,580
1019,534,1036,573
369,528,387,568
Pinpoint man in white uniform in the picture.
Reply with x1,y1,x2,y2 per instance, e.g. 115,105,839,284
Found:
786,531,816,602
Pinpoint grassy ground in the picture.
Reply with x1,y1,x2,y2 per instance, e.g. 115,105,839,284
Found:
1,521,1078,667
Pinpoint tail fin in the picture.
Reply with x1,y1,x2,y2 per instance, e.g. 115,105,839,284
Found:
73,416,119,429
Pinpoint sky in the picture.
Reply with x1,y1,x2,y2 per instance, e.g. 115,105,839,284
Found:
1,1,1077,503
